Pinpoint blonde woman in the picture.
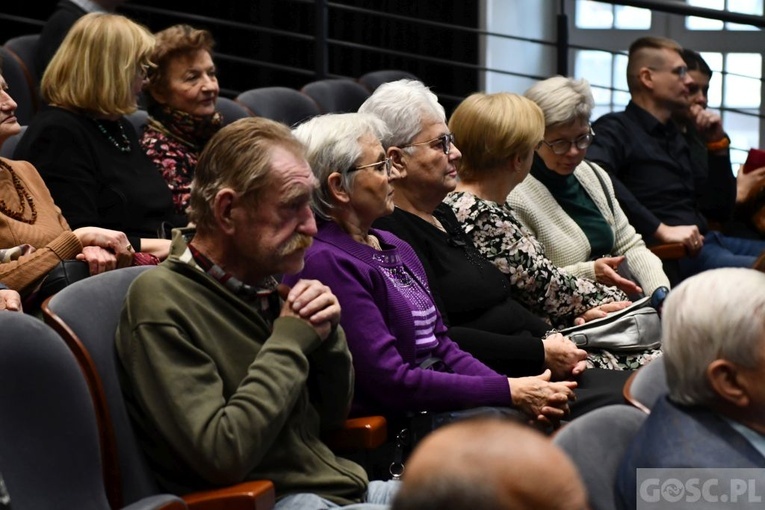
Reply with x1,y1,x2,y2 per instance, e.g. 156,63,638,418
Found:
15,13,185,262
444,92,660,370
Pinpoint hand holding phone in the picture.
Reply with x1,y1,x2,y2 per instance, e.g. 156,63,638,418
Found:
743,148,765,174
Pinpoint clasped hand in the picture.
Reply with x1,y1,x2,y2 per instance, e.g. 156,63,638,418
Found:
73,227,134,274
543,332,587,380
278,280,341,340
508,369,577,430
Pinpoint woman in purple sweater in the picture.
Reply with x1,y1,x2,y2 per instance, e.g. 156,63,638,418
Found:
284,112,576,426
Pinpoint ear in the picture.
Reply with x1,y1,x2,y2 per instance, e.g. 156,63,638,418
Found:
326,172,351,205
510,153,525,173
387,146,408,178
708,360,750,408
639,67,655,91
212,188,238,235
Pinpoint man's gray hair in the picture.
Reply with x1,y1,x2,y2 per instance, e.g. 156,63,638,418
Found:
523,75,594,129
663,267,765,406
358,79,445,148
292,112,389,220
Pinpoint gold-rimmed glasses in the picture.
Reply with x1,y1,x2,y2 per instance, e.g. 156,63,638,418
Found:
401,133,455,155
348,157,393,177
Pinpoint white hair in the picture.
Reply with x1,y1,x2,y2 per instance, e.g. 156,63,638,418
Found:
292,112,389,219
523,76,594,129
358,79,445,148
662,267,765,406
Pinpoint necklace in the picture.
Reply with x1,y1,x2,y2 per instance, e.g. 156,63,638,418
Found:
0,160,37,224
93,119,131,153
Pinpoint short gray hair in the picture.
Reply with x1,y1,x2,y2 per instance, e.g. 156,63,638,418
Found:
663,268,765,407
523,76,594,129
292,112,389,220
358,79,445,148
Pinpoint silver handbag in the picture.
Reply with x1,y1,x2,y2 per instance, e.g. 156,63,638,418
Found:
558,296,662,352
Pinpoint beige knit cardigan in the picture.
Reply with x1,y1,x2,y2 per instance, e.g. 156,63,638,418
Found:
508,160,670,295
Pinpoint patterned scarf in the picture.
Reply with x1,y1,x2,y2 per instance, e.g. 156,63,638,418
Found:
146,104,223,150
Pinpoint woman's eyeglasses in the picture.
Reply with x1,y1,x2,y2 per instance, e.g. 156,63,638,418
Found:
539,128,595,155
348,157,393,177
402,133,455,155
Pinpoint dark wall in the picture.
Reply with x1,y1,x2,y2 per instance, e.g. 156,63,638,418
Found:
2,1,479,114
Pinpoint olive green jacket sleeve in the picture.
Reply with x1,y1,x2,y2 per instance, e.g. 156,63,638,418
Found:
307,327,355,432
117,262,347,485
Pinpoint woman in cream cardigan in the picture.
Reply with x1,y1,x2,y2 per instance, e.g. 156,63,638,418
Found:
508,76,670,297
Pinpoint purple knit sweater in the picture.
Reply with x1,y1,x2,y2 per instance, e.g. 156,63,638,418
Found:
283,221,512,417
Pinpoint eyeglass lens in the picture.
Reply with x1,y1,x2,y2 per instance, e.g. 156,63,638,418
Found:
440,133,454,155
549,133,594,155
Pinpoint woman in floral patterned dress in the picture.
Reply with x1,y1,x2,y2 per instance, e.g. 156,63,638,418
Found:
443,92,661,370
141,24,222,216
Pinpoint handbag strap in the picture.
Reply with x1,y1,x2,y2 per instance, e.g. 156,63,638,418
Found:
585,160,615,217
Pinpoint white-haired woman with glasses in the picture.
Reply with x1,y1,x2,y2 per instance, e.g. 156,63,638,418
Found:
508,76,670,297
285,111,577,427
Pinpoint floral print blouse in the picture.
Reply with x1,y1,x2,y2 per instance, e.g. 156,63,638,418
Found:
140,105,222,216
444,190,628,328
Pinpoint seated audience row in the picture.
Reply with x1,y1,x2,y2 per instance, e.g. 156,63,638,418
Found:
111,104,643,508
0,68,133,301
115,116,401,509
440,87,661,369
587,36,765,280
286,111,574,425
14,13,184,262
4,13,762,510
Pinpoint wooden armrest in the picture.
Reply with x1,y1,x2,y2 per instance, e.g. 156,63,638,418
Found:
183,480,275,510
649,242,688,260
622,369,651,415
323,416,387,451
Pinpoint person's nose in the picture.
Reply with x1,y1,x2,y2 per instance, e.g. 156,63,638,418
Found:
298,205,318,237
448,143,462,162
0,91,18,112
566,143,583,156
201,74,219,93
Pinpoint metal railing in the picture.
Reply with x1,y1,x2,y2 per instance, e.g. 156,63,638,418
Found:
1,0,761,118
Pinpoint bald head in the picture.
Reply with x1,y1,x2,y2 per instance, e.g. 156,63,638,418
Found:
392,418,588,510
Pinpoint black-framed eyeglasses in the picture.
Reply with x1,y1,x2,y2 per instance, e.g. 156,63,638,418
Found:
402,133,455,155
540,128,595,156
348,157,393,177
648,65,689,79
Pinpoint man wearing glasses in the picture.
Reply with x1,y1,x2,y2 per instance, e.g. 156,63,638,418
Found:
588,36,765,280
